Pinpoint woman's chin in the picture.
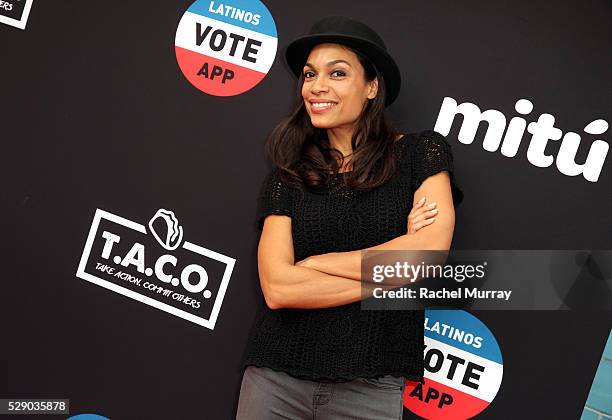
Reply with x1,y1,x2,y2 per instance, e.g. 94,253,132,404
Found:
309,117,335,129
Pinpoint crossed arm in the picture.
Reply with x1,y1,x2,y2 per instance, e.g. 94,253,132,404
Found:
258,171,456,310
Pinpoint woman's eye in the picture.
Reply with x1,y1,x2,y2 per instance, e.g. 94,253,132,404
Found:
303,70,345,78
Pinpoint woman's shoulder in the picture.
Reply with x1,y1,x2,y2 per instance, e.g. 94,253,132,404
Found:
394,130,454,159
394,130,450,149
392,130,453,172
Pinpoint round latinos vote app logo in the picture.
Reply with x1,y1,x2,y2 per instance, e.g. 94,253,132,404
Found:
404,310,504,419
175,0,278,96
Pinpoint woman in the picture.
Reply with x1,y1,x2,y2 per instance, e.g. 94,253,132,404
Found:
236,15,464,420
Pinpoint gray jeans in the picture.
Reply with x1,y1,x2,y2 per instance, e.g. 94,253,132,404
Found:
235,366,406,420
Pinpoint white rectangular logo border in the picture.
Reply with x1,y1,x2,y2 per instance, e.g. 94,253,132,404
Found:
75,208,235,330
0,0,34,30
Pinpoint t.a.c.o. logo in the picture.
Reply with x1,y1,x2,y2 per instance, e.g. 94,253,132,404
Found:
404,309,504,419
175,0,277,96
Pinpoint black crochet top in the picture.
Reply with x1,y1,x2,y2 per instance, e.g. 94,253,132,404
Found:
242,130,464,382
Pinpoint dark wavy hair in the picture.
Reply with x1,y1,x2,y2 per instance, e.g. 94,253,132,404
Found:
265,46,400,192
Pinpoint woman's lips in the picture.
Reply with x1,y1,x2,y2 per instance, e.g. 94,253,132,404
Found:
309,101,337,114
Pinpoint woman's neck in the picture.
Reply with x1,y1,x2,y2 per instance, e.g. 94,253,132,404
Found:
327,126,355,157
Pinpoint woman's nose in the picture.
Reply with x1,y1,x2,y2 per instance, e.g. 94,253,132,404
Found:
311,76,329,93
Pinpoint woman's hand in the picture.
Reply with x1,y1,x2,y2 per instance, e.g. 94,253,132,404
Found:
407,196,438,234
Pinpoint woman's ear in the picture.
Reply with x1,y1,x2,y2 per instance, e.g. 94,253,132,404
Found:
367,77,379,99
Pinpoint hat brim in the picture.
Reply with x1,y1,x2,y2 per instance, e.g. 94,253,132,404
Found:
284,34,401,106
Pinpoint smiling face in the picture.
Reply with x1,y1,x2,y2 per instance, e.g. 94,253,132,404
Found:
301,43,378,131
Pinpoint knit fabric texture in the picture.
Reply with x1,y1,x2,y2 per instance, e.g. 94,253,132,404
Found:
242,130,464,382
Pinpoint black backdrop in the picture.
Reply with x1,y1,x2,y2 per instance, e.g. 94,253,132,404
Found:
2,0,611,419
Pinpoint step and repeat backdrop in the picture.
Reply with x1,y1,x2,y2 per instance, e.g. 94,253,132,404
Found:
2,0,611,419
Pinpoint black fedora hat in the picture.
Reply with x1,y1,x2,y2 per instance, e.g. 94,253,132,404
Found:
285,15,401,106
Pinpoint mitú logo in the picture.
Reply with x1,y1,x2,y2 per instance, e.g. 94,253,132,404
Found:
0,0,33,29
434,97,609,182
404,309,503,419
76,208,235,330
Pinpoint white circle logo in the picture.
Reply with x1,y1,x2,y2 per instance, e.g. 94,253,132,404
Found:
175,0,278,96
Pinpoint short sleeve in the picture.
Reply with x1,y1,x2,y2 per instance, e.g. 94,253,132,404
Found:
411,130,464,208
256,167,294,231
